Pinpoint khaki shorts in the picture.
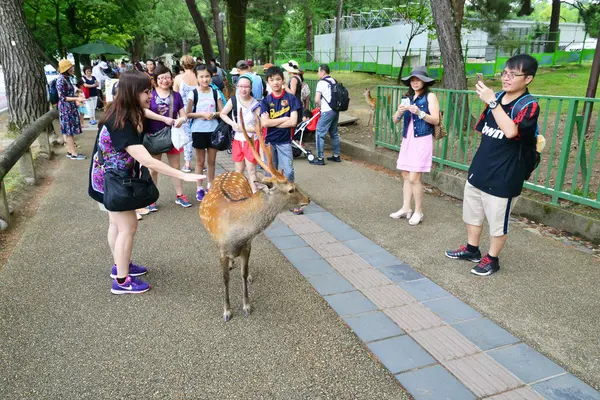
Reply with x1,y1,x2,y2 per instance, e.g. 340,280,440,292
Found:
463,182,518,237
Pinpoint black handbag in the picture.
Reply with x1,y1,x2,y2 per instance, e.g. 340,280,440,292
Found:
99,152,159,212
143,94,174,154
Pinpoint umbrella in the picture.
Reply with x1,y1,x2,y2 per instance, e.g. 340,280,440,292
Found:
69,40,129,55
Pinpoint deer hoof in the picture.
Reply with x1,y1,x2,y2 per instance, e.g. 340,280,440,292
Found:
223,310,232,322
242,305,251,318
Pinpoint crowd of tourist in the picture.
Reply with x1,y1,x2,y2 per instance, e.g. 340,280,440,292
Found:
48,50,544,293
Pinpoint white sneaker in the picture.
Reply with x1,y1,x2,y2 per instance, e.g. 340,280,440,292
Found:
408,212,424,226
390,209,412,219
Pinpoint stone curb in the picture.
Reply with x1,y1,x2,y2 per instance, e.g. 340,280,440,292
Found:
335,137,600,243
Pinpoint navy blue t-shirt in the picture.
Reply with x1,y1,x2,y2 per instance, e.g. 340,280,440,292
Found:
468,90,539,198
260,91,301,144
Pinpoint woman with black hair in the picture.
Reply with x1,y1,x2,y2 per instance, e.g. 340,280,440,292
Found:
390,67,440,226
89,71,204,294
144,64,190,211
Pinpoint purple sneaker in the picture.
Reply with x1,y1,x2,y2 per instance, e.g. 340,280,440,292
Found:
111,275,150,294
110,262,148,279
196,188,206,202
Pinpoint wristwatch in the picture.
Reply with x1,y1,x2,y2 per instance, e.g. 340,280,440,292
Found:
488,100,498,110
418,110,426,119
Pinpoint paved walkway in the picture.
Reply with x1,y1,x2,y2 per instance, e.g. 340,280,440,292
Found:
1,125,599,399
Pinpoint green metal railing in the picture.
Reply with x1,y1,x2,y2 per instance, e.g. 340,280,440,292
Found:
374,86,600,209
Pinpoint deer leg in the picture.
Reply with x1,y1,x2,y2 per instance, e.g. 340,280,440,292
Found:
220,255,232,322
240,242,252,317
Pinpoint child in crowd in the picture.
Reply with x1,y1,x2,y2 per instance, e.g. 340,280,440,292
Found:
220,74,261,193
187,64,223,202
260,66,303,214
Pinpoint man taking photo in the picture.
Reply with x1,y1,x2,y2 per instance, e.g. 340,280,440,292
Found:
445,54,540,276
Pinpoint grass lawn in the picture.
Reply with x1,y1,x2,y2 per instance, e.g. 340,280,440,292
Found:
301,63,599,101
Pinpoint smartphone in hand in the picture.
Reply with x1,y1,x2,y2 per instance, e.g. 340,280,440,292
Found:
476,73,484,83
401,97,410,107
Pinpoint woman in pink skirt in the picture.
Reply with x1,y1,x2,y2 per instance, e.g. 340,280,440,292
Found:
390,67,440,226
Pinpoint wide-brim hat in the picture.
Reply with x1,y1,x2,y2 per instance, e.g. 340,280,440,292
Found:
282,60,300,74
58,59,73,74
230,68,240,75
401,66,435,85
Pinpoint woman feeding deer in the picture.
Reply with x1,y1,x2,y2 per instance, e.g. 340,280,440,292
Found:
88,71,204,294
390,66,440,226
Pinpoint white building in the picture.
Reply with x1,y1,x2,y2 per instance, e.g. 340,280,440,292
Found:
312,8,594,66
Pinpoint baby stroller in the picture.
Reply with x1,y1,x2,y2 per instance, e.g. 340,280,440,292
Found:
292,109,320,162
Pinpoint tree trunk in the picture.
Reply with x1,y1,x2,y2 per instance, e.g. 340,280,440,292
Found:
0,0,49,132
397,37,414,83
50,0,66,58
546,0,561,53
305,5,314,62
334,0,343,62
72,53,82,81
431,0,467,90
226,0,248,65
210,0,228,68
517,0,534,16
185,0,215,61
182,39,189,56
582,30,600,139
451,0,466,33
80,54,91,68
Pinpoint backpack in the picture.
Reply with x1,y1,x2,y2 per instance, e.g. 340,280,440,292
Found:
322,76,350,112
192,87,220,114
261,77,268,97
301,82,311,105
488,91,543,179
209,83,227,104
48,79,59,105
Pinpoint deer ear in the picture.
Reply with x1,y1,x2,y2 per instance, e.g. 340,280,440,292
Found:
256,180,273,190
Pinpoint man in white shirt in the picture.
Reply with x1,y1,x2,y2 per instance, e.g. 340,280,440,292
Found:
92,60,110,110
92,60,109,90
311,64,341,165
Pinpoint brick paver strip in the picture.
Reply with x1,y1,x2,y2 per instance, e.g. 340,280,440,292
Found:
384,303,445,333
340,269,394,290
363,285,417,309
300,231,338,247
411,325,480,362
443,353,522,397
278,214,313,225
485,387,544,400
289,221,325,235
263,196,600,400
326,254,372,273
312,242,354,258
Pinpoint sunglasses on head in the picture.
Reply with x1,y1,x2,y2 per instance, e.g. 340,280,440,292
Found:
288,62,298,69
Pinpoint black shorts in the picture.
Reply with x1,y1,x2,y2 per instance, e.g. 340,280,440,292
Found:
192,132,214,149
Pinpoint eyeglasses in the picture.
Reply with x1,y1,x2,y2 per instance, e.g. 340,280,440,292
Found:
501,71,528,79
157,76,172,81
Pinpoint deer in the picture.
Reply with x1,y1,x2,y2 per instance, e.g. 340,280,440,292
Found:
363,88,376,127
363,88,391,127
200,112,310,322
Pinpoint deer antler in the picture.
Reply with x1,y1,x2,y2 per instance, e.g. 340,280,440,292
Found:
239,110,286,181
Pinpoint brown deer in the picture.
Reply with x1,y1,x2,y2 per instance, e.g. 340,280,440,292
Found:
200,112,310,322
363,88,376,127
363,88,391,127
